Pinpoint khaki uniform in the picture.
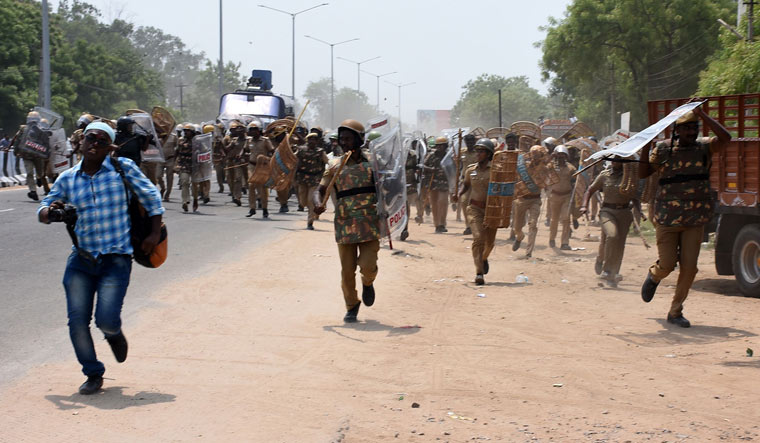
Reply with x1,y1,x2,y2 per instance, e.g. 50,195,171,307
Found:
157,132,178,198
69,129,84,162
648,137,717,317
513,194,542,256
175,137,194,205
464,162,496,274
459,148,479,226
549,162,576,246
404,149,422,229
588,169,633,278
246,137,275,210
223,135,247,201
12,126,49,194
422,148,450,228
212,134,226,192
321,153,381,310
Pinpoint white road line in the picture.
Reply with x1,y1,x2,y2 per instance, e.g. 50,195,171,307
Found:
0,208,16,213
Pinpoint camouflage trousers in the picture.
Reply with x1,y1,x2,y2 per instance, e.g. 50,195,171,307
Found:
468,206,496,275
649,225,704,317
338,240,379,310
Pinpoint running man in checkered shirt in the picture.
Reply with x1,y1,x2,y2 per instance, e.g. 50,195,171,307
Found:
37,122,164,395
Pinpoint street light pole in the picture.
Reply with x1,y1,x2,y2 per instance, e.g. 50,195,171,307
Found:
219,0,223,97
258,3,329,99
40,0,51,108
362,70,396,109
337,56,380,92
304,35,359,127
385,81,415,130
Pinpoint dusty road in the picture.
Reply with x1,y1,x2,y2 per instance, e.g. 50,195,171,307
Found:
0,206,758,442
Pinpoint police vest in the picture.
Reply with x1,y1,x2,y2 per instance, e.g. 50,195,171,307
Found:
333,160,381,244
653,140,713,227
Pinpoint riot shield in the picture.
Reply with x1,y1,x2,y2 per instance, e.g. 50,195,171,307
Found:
33,106,64,130
369,126,407,239
130,113,164,163
16,124,51,159
441,147,458,194
48,129,70,174
192,133,213,183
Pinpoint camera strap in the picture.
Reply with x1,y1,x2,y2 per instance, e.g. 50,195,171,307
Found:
64,218,96,264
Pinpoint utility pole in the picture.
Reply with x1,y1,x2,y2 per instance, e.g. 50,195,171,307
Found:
498,89,502,128
337,56,381,93
385,81,415,130
609,64,616,134
40,0,51,108
176,83,189,116
746,0,756,41
218,0,224,98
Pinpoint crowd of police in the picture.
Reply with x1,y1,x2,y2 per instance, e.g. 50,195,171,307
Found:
8,106,730,330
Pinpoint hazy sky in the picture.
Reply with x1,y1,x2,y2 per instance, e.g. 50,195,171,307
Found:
51,0,572,123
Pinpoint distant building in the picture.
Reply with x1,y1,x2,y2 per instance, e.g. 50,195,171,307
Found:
417,110,451,135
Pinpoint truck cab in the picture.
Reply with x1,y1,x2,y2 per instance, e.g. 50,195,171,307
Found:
218,70,294,128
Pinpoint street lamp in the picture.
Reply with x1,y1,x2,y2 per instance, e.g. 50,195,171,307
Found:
361,70,396,109
336,55,380,93
304,35,359,127
258,3,329,99
385,80,415,130
219,0,223,97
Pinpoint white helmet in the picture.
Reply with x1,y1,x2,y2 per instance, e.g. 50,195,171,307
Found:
554,145,569,156
542,136,558,148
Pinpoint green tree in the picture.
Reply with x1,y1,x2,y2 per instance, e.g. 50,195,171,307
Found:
450,75,550,129
697,9,760,95
303,77,377,128
131,26,206,110
540,0,734,133
183,60,246,123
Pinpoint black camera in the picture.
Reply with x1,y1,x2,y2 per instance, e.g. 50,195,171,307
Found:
48,204,77,224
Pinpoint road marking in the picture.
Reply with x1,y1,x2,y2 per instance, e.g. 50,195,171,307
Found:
0,208,15,213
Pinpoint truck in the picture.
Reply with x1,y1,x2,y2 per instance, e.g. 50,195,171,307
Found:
647,93,760,297
218,70,294,128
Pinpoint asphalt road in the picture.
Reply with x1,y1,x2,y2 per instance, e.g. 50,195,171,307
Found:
0,181,306,388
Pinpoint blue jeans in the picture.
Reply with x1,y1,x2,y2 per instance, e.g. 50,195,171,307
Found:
62,252,131,376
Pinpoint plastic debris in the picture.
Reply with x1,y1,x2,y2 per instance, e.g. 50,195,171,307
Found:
553,383,564,388
747,348,754,357
477,293,486,298
515,273,530,284
561,279,569,284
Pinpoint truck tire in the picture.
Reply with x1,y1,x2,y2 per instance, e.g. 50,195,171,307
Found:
732,224,760,298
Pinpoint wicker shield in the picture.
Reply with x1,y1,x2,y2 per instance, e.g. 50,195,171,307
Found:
559,122,595,141
268,136,298,191
510,121,541,142
484,150,519,229
249,155,272,185
485,127,510,140
151,106,176,144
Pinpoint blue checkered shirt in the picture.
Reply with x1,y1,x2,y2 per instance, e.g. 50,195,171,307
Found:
39,156,164,257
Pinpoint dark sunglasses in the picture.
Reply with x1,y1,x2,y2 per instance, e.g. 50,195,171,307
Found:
85,133,111,147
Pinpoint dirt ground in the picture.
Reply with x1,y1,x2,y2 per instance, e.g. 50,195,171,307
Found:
1,204,759,443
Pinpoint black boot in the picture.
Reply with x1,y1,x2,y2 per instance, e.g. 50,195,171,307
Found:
400,229,409,241
27,191,38,201
667,314,691,328
641,272,659,303
344,302,361,323
263,209,269,218
246,208,256,217
463,227,472,235
475,274,485,285
362,284,375,307
279,204,289,213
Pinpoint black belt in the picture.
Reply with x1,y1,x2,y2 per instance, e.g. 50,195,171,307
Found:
659,174,709,185
603,202,630,210
336,186,376,199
